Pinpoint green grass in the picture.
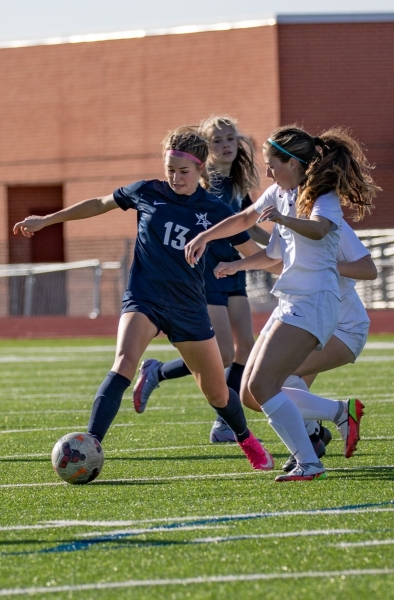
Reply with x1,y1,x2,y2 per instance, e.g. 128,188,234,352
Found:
0,335,393,599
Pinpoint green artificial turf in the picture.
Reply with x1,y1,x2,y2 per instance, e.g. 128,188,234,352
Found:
0,335,393,599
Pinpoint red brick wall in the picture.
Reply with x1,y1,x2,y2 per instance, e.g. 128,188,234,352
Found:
1,21,391,254
0,25,279,263
277,22,394,229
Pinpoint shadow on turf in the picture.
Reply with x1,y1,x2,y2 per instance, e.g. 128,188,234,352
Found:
0,537,213,556
328,466,394,480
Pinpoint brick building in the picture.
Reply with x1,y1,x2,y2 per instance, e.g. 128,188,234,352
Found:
0,13,393,332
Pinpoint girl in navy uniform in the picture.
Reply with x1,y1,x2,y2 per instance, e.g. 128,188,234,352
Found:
13,127,273,472
133,116,271,443
185,125,380,482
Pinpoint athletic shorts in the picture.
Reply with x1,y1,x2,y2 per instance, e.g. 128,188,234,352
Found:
334,323,369,361
206,287,248,307
333,291,370,361
121,299,215,344
261,291,339,351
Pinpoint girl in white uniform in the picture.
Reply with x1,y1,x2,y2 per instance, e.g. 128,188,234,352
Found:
259,218,376,471
185,125,380,482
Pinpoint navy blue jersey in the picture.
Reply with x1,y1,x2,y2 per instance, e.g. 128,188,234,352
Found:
204,175,253,294
113,180,249,311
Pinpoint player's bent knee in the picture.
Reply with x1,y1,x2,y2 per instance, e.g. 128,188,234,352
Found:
111,355,138,381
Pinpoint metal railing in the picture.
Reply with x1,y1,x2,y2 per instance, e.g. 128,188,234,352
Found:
0,260,121,318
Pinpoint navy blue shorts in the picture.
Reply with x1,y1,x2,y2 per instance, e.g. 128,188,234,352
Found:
121,299,215,343
205,287,248,307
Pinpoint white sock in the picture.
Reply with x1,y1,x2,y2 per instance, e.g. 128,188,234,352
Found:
262,392,319,464
282,386,341,422
283,375,309,391
283,375,320,437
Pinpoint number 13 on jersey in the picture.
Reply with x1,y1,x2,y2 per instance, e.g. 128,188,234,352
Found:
163,222,190,250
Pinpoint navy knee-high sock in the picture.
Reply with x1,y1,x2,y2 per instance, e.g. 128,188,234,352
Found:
159,358,191,381
88,371,131,442
225,362,245,395
214,362,246,426
213,387,249,442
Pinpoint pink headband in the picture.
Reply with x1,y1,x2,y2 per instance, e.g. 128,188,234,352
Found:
166,149,204,165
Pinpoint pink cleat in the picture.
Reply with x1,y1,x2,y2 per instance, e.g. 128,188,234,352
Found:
335,398,365,458
238,432,274,471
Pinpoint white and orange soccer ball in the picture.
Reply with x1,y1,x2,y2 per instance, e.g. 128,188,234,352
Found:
51,432,104,484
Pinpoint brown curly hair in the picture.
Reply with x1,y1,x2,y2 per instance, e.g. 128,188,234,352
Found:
199,115,260,199
264,125,381,220
162,126,211,190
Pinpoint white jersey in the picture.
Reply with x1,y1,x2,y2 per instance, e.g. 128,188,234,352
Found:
336,220,370,330
254,184,342,300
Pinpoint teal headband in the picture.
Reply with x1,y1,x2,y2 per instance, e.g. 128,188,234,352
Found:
267,138,308,164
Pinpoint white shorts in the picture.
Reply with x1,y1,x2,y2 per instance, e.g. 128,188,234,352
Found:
333,323,369,361
334,291,370,361
261,291,339,351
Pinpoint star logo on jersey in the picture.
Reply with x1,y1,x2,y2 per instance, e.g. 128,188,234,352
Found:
195,213,212,230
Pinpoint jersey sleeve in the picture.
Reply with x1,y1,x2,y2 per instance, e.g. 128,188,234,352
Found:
253,184,278,215
227,230,250,247
338,220,370,262
113,180,146,211
311,192,343,228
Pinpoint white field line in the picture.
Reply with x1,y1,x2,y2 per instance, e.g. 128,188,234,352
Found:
2,436,394,462
357,356,394,361
1,569,394,596
364,342,394,349
0,406,182,415
0,340,390,356
0,444,223,460
332,540,394,548
0,421,222,434
47,506,394,525
0,523,225,533
0,471,262,488
0,420,218,434
0,344,174,355
0,340,391,352
80,527,360,539
191,529,362,544
1,468,394,489
1,354,393,363
80,524,226,537
2,506,392,531
2,416,394,435
0,344,177,363
0,403,393,420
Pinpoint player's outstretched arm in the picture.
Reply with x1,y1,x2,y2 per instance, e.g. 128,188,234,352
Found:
185,205,258,266
337,255,377,280
258,205,331,240
13,194,118,237
214,248,281,278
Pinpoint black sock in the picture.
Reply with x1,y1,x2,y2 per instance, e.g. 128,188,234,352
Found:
309,432,320,443
225,362,245,395
87,371,131,442
212,387,249,442
159,358,191,381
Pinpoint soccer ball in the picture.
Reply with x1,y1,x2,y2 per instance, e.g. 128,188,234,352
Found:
51,432,104,484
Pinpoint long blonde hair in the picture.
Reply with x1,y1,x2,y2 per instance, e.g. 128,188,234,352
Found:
264,125,381,220
162,126,211,190
199,115,260,198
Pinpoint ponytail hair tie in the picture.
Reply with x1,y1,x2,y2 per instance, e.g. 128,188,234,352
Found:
314,137,323,146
